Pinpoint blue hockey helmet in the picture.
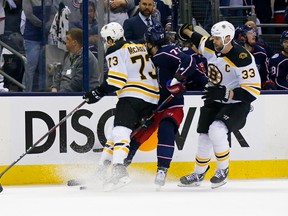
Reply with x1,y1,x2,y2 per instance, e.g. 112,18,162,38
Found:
280,30,288,44
234,25,256,40
144,24,166,45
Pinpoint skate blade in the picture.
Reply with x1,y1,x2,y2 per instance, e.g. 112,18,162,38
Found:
155,182,165,191
155,185,162,191
177,182,201,187
103,176,131,192
211,180,227,189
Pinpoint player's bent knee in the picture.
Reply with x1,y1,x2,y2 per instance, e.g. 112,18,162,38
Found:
208,120,228,141
112,126,132,143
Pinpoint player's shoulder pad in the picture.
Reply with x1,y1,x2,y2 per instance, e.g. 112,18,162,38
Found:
226,42,252,67
106,40,128,55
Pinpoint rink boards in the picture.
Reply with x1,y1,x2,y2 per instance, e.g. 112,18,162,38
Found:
0,93,287,185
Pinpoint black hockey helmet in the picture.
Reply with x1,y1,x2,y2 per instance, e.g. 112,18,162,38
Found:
234,25,256,40
280,30,288,44
144,24,166,46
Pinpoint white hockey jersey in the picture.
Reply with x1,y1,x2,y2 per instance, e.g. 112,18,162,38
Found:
105,41,160,105
199,37,261,103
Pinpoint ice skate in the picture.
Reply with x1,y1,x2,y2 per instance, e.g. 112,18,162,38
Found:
210,167,229,189
123,158,132,167
154,167,168,189
103,164,131,191
178,166,210,187
96,160,111,182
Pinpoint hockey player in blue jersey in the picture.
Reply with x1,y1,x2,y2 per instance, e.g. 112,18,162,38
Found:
234,25,275,90
124,24,208,187
178,40,208,90
268,30,288,90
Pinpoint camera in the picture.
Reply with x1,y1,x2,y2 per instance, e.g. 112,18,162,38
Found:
47,62,62,74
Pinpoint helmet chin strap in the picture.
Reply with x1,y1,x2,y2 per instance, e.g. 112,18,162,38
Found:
217,37,232,52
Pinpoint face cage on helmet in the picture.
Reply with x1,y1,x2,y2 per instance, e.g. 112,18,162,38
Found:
280,31,288,44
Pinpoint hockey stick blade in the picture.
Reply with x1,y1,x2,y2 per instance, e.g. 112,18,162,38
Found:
194,25,210,36
0,100,87,190
93,148,104,152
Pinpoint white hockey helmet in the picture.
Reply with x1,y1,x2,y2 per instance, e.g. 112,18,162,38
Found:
211,21,235,45
100,22,124,43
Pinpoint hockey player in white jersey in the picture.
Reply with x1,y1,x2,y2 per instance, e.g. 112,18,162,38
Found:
83,22,159,191
177,21,261,188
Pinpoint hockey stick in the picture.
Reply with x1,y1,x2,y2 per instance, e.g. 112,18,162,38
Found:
92,94,175,153
0,100,87,193
130,94,175,138
194,25,210,37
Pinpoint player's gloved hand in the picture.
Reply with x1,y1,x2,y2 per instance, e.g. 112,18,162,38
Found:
83,88,105,104
166,78,186,95
202,85,230,102
177,23,193,42
262,80,277,90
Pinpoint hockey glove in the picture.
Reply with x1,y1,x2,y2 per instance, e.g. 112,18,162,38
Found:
83,88,105,104
202,85,230,103
262,80,277,90
177,23,193,42
166,79,186,95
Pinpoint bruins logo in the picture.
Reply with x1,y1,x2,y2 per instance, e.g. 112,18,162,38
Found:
239,52,248,59
207,63,222,84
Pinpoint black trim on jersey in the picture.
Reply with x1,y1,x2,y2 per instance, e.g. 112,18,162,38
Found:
108,74,127,84
233,87,257,103
204,40,253,68
99,81,120,94
190,31,203,48
122,84,159,95
205,38,215,51
106,39,129,55
225,42,253,67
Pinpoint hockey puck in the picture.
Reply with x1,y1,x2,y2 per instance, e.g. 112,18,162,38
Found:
93,148,103,152
67,179,82,186
80,186,87,190
0,184,3,193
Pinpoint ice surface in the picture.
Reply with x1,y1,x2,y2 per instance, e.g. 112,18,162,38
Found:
0,176,287,216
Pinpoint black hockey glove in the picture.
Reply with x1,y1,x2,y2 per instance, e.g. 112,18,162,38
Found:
202,85,230,103
83,88,105,104
177,23,193,42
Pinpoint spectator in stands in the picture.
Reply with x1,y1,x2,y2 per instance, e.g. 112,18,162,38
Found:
1,0,24,92
51,28,101,92
105,0,135,26
22,0,55,92
133,0,173,31
252,0,273,34
272,0,288,33
220,0,230,17
234,24,275,89
3,0,22,35
53,0,84,24
123,0,162,43
69,1,98,52
0,0,5,35
229,0,243,17
268,30,288,90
